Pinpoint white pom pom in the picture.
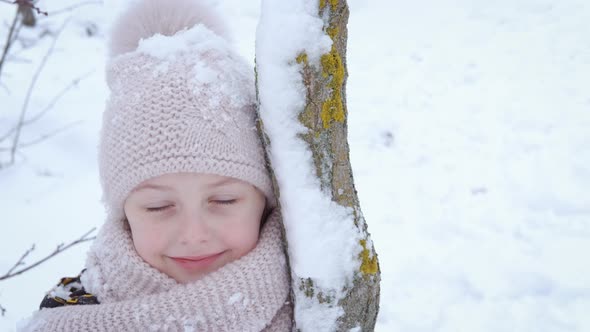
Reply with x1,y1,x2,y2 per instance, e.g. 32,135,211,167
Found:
109,0,230,57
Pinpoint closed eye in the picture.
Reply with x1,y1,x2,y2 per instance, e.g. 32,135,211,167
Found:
146,205,172,212
213,199,237,205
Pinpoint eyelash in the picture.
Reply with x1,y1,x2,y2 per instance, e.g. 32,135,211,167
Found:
146,206,170,212
145,200,237,212
215,199,237,205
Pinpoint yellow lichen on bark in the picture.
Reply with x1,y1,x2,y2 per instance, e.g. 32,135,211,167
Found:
320,41,345,128
296,52,308,64
359,239,378,275
327,26,339,39
321,95,344,128
320,0,339,10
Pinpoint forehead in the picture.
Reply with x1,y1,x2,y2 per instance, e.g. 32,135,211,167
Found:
131,173,244,193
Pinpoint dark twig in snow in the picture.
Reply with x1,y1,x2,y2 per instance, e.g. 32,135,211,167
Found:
0,6,19,80
3,244,35,278
0,18,69,169
0,228,96,282
0,120,83,151
4,0,48,17
0,70,94,143
49,1,103,16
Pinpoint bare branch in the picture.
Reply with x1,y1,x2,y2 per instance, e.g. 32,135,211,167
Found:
1,53,29,65
2,0,102,17
3,18,70,168
0,148,27,169
0,120,83,151
0,227,96,281
0,5,19,80
0,70,94,143
9,14,23,46
49,1,103,17
13,0,47,17
0,127,15,146
18,3,36,27
27,71,94,124
4,244,34,277
0,302,5,316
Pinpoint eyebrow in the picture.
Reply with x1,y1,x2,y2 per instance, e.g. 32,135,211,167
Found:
131,183,173,193
207,177,241,188
131,177,241,193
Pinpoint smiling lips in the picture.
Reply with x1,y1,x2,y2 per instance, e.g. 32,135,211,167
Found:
170,252,225,271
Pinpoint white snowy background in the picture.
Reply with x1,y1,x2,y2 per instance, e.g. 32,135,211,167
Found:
1,0,589,331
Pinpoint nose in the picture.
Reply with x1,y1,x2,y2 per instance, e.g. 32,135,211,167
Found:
177,208,212,245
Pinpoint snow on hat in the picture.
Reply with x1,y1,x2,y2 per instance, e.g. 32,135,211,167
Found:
98,0,275,220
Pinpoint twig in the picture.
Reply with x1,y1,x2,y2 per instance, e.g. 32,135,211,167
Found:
0,302,5,316
0,6,19,81
2,53,29,64
26,71,93,124
49,0,103,16
4,244,35,277
4,18,70,168
0,120,83,151
13,0,47,17
2,0,101,17
0,70,94,143
9,14,23,46
0,228,96,281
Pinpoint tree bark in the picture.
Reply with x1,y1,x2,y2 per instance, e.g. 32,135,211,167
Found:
255,0,380,330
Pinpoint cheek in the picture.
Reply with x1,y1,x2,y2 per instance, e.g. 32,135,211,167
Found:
221,217,261,256
128,220,170,263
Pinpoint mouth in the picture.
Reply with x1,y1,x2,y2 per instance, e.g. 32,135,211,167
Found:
169,251,226,271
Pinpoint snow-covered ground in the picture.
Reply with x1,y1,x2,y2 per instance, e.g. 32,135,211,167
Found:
1,0,589,331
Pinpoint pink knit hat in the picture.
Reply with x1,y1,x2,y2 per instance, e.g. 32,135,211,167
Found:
98,0,275,220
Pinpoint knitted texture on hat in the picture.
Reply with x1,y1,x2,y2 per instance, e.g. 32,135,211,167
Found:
22,210,293,331
99,0,274,220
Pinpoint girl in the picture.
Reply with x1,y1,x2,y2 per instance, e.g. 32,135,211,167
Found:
21,0,292,330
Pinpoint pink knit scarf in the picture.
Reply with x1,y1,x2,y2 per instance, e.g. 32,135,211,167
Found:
22,210,292,332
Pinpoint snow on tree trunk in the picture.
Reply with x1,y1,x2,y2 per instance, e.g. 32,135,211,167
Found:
255,0,380,331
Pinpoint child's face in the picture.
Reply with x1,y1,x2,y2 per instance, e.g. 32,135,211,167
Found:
123,172,266,283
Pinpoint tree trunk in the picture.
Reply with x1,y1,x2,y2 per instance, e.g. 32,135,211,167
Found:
255,0,380,330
